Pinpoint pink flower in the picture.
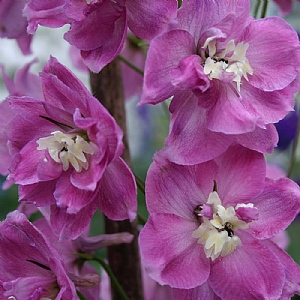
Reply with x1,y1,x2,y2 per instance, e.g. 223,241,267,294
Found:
0,0,33,55
0,211,79,299
24,0,178,72
2,57,137,239
140,0,300,160
139,144,300,299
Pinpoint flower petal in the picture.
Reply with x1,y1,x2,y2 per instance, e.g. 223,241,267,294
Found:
209,232,285,300
247,177,300,239
139,214,210,289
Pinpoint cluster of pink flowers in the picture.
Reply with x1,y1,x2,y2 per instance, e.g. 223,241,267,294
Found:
1,0,300,299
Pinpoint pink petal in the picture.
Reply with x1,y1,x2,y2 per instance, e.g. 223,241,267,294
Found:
139,214,209,289
209,232,285,300
234,124,278,154
214,144,266,207
98,157,137,221
80,11,127,72
247,178,300,239
126,0,178,40
173,282,221,300
162,91,233,165
146,152,218,219
140,30,196,105
245,17,300,91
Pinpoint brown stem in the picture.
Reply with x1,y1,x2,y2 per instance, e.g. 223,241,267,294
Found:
90,60,144,300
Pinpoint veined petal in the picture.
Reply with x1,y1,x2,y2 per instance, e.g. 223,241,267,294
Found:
139,214,209,289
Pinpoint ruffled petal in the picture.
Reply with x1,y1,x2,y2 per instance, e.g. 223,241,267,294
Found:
247,178,300,239
245,17,300,91
140,30,196,105
162,91,233,164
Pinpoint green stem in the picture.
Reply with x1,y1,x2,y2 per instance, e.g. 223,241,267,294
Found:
134,174,145,195
138,213,147,226
77,253,130,300
260,0,268,18
118,55,144,76
254,0,261,18
178,0,183,8
287,106,300,178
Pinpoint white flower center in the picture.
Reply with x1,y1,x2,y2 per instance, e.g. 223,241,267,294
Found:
192,191,253,261
37,131,94,172
201,38,253,93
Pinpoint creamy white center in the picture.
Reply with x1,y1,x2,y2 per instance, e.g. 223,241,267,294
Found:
192,191,255,260
201,38,253,93
37,131,94,172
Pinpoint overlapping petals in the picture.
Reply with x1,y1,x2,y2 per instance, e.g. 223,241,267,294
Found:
1,57,137,239
139,144,300,299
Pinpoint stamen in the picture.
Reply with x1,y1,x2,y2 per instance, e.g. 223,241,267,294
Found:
193,191,253,260
37,131,94,172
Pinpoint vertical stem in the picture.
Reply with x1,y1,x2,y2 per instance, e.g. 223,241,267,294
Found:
90,60,144,300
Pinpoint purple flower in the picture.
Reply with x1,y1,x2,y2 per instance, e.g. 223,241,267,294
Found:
2,57,137,239
139,144,300,299
24,0,178,72
140,0,300,162
0,211,78,299
0,0,33,55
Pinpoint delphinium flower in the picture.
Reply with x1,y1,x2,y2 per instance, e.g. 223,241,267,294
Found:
140,0,300,164
0,210,97,299
139,144,300,299
24,0,178,72
0,0,32,55
0,56,137,239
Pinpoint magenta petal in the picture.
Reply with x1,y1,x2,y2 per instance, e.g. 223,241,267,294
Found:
170,55,210,92
50,202,98,240
98,157,137,221
209,233,285,300
54,173,97,213
126,0,177,40
265,239,300,298
140,30,196,105
234,124,278,154
139,214,209,289
162,92,232,164
64,0,124,50
24,0,70,34
19,181,56,207
146,152,217,218
80,11,127,72
173,282,221,300
12,140,47,185
214,144,266,207
245,17,300,91
248,178,300,239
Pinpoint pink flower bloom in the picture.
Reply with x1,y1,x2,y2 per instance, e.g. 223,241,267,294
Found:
0,211,79,299
24,0,178,72
140,0,300,144
1,57,137,239
0,0,32,55
139,144,300,299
